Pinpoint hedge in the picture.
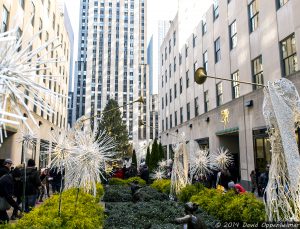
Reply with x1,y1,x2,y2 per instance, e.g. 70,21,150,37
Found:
177,182,205,203
108,176,146,186
150,179,171,194
5,185,104,229
190,188,266,223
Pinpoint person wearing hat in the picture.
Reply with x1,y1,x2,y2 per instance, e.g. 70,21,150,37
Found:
0,159,13,178
0,168,22,223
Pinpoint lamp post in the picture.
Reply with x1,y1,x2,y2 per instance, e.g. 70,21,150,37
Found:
194,67,265,87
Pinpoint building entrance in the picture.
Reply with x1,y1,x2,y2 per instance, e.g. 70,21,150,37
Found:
217,132,240,182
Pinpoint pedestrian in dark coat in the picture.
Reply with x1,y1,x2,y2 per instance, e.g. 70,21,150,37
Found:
0,159,13,178
0,169,21,223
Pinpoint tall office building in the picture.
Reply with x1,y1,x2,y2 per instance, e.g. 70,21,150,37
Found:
160,0,300,187
73,0,149,150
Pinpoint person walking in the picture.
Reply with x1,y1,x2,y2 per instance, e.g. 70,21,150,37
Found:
21,159,41,212
0,169,22,223
250,170,258,194
0,159,13,178
11,166,23,220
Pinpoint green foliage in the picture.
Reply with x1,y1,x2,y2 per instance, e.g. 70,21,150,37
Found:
149,139,159,171
158,142,164,161
108,177,146,186
108,178,127,185
178,182,205,203
190,188,266,223
12,189,104,229
104,200,184,228
131,149,137,166
98,99,129,153
146,146,150,166
150,179,171,194
126,176,146,186
96,183,104,202
103,185,168,202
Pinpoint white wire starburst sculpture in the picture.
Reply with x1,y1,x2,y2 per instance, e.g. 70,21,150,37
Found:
211,147,233,171
189,148,211,179
0,29,64,144
151,168,166,180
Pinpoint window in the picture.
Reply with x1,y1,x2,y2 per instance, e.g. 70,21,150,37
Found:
169,39,171,53
277,0,289,9
174,56,176,72
170,114,172,129
180,78,183,94
202,18,207,35
179,53,182,65
169,89,172,103
19,0,25,9
215,37,221,63
232,71,240,99
187,103,190,121
162,120,164,132
229,20,237,49
185,45,188,58
39,18,43,39
161,97,164,109
216,82,223,106
1,7,9,32
173,31,176,46
31,2,35,26
173,84,177,99
204,91,209,112
249,0,259,32
165,47,167,60
252,55,263,89
166,117,168,130
180,107,183,124
281,34,298,76
203,51,208,72
17,28,22,51
175,111,178,126
193,62,198,74
186,71,189,88
165,93,168,106
193,34,197,48
169,64,171,78
195,97,199,116
213,0,219,20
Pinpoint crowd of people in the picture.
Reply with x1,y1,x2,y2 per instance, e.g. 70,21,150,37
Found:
0,158,63,224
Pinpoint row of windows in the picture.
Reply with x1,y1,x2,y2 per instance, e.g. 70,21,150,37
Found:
161,34,297,117
162,32,297,96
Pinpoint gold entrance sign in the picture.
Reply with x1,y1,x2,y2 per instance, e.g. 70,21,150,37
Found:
221,109,229,128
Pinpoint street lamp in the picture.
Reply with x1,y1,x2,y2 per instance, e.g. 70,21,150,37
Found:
194,67,265,87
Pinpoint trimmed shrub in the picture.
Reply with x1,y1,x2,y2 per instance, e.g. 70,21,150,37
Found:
126,176,146,186
150,179,171,194
108,178,127,185
104,200,184,228
103,185,168,202
178,182,205,203
96,183,105,202
13,188,104,229
190,188,266,223
108,177,146,186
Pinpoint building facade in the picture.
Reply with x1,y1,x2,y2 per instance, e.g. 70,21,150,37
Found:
0,0,71,167
72,0,150,150
159,0,300,187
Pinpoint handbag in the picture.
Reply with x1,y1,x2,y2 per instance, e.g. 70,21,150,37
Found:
0,197,11,211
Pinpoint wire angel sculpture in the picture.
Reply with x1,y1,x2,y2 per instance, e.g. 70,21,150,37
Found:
0,29,65,144
170,133,189,197
188,141,212,181
263,78,300,221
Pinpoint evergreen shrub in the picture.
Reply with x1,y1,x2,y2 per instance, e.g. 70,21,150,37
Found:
150,179,171,194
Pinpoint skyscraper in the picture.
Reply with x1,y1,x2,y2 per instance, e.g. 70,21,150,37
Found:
73,0,149,149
